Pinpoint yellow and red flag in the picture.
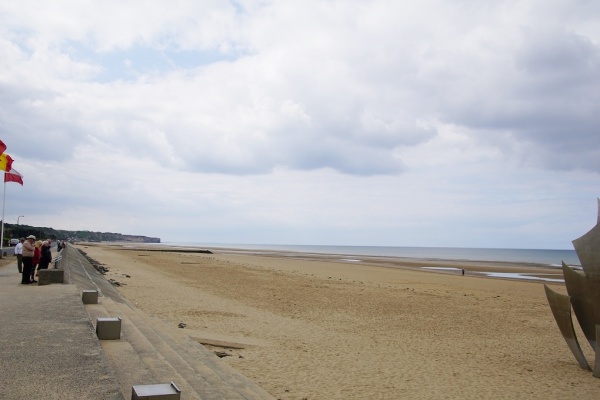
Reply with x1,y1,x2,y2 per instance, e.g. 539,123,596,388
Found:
4,168,23,185
0,140,6,155
0,153,13,172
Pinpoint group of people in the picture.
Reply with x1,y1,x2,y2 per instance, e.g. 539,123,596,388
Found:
14,235,61,284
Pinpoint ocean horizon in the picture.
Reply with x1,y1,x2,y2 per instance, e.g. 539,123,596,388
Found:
159,242,580,267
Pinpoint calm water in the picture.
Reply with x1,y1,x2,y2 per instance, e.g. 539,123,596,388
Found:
161,243,580,267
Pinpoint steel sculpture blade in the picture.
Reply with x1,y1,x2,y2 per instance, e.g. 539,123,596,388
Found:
572,203,600,279
545,198,600,376
595,325,600,378
544,284,591,370
562,262,600,350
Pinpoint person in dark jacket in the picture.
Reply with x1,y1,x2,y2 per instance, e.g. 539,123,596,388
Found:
38,240,52,270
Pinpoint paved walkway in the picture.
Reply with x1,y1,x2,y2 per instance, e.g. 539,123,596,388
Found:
0,253,122,399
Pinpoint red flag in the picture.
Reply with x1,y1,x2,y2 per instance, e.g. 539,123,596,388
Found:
0,140,6,155
0,153,13,172
4,168,23,185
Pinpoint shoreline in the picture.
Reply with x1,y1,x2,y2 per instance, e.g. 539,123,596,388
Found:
101,242,567,283
142,242,580,266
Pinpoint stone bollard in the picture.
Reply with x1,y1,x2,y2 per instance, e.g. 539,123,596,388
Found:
38,269,64,285
82,290,99,304
131,382,181,399
96,317,121,340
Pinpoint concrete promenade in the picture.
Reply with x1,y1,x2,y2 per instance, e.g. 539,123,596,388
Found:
0,251,122,399
0,245,274,399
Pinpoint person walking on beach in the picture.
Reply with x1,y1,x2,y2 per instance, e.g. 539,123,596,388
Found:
38,240,52,271
14,238,24,273
21,235,35,284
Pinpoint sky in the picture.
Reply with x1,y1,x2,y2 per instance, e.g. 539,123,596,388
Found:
0,0,599,249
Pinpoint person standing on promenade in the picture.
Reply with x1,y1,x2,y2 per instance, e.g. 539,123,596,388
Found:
47,239,53,266
21,235,35,284
31,240,42,282
14,238,24,273
38,240,52,271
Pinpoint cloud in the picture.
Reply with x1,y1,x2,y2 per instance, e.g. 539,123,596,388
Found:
3,1,599,176
418,15,600,173
0,1,440,175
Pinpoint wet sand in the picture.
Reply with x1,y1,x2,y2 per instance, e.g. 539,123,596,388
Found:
76,243,598,399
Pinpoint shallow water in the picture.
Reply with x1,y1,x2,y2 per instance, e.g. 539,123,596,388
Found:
162,242,580,266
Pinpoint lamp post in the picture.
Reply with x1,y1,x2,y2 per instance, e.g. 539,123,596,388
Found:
17,215,24,225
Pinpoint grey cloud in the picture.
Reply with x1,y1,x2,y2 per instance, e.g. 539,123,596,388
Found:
516,29,597,79
0,83,78,161
171,100,424,176
180,126,409,176
434,28,600,173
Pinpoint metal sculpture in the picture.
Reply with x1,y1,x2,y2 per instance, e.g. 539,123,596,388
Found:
545,198,600,377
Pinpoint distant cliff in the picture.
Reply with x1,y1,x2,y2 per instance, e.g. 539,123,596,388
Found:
2,223,160,244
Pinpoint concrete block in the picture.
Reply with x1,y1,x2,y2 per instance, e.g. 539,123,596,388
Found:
96,317,121,340
38,269,64,285
131,382,181,399
82,290,99,304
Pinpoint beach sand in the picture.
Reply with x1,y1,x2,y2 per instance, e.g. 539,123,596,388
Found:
76,243,598,399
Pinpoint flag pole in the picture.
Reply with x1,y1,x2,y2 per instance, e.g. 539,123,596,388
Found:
0,175,5,259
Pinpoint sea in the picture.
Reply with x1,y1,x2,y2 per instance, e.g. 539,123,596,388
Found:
160,243,580,268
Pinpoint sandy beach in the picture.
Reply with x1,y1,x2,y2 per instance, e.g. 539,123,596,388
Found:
75,243,599,399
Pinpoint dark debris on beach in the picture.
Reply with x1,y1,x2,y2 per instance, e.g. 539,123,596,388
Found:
121,248,213,254
77,249,110,274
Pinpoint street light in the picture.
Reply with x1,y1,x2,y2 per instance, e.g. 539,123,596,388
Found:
17,215,24,225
